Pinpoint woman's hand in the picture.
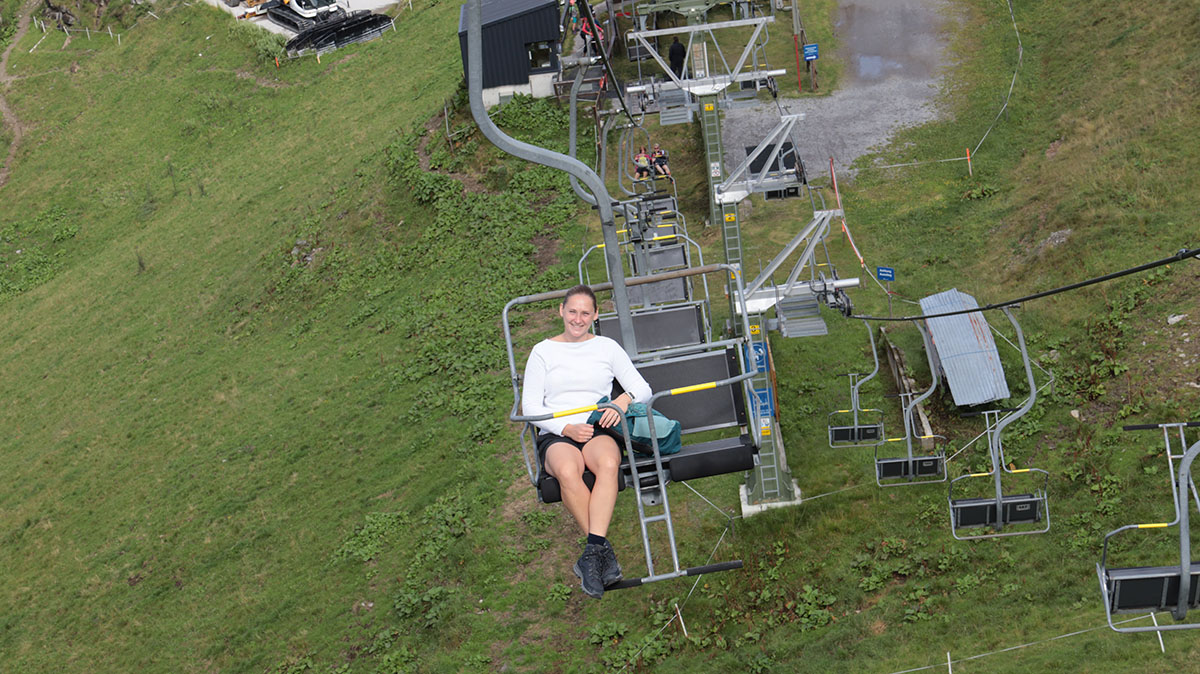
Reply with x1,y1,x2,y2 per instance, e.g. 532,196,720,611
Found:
597,394,630,428
563,423,594,443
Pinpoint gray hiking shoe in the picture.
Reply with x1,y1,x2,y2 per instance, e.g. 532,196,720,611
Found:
601,540,623,587
573,543,606,599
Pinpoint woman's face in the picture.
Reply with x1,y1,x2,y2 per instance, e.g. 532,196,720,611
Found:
559,294,597,341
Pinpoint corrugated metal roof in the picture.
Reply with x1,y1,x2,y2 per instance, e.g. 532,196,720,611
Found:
919,289,1010,407
458,0,561,89
458,0,558,33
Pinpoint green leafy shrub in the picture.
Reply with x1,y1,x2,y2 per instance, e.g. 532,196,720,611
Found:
228,21,286,63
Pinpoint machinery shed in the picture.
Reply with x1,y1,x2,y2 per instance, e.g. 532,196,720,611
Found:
458,0,560,105
919,288,1010,407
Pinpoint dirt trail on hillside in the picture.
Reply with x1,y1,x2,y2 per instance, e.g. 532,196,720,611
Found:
0,0,38,191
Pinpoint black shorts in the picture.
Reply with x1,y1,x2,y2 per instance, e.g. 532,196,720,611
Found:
536,425,621,468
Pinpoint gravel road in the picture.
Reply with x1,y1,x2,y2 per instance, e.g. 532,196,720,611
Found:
723,0,958,180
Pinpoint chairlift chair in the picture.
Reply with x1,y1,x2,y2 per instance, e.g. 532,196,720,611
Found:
1097,421,1200,633
947,308,1050,540
828,320,885,447
503,265,763,591
874,321,946,486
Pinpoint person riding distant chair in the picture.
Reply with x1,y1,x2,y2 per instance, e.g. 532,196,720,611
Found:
651,143,671,178
633,146,652,180
522,286,652,599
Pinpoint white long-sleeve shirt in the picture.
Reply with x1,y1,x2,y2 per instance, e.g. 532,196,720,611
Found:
522,336,653,436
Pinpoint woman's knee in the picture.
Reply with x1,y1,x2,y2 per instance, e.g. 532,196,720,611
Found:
584,438,621,475
545,445,586,483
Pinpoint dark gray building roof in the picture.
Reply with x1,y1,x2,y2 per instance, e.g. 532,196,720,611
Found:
458,0,558,33
458,0,561,90
919,288,1011,407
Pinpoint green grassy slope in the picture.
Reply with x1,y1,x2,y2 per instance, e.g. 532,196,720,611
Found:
0,0,1198,672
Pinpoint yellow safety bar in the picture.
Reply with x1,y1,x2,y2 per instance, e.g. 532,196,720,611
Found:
1137,523,1170,529
1009,468,1032,474
552,404,600,418
597,234,675,249
969,471,993,478
670,381,717,396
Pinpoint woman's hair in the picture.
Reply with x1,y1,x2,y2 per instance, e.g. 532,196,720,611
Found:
562,284,598,312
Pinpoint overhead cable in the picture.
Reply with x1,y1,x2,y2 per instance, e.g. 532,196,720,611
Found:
850,246,1200,323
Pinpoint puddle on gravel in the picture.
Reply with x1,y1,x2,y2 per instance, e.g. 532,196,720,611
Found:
838,0,946,82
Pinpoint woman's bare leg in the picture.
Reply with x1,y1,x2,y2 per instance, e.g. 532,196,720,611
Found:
581,435,621,537
545,443,590,533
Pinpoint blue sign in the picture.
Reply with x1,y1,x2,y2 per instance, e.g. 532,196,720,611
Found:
753,387,775,418
877,266,895,282
744,343,769,374
803,43,819,61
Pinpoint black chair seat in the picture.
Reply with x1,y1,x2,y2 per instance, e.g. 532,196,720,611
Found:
831,424,883,444
951,493,1042,529
876,456,943,480
625,434,755,483
1106,563,1200,613
537,435,756,504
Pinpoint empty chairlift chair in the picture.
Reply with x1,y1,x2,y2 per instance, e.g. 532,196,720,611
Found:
1097,422,1200,633
503,265,762,590
947,308,1050,539
874,321,946,485
828,320,885,447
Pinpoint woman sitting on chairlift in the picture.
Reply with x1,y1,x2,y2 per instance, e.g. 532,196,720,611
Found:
633,146,652,180
522,285,652,599
651,143,671,177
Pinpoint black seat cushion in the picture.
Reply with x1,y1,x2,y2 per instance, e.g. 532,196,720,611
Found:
537,435,756,503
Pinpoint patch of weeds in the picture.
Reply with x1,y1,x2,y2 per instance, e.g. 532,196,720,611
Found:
520,509,556,532
588,621,629,646
961,184,997,200
375,646,417,674
547,582,571,603
394,584,459,629
955,573,982,593
271,654,315,673
902,587,933,622
748,652,775,673
463,654,492,669
935,546,968,573
793,584,838,630
330,512,407,563
228,21,285,63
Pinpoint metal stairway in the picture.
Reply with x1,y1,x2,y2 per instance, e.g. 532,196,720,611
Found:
658,89,692,125
777,291,828,337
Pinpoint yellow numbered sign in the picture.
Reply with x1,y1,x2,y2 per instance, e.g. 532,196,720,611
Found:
750,324,761,335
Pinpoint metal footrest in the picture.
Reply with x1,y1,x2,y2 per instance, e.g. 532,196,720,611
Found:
605,560,744,591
